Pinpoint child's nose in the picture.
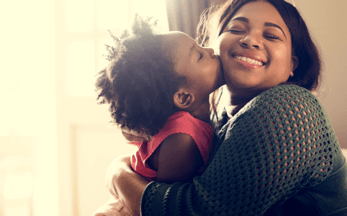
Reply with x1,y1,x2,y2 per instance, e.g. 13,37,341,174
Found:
206,47,215,58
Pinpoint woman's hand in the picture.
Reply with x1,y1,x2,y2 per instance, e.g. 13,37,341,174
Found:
104,155,150,216
93,196,132,216
105,155,131,197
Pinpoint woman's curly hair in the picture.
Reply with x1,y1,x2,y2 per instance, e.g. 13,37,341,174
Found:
96,15,186,137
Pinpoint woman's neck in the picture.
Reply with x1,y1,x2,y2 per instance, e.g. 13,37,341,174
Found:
224,91,255,117
227,97,252,116
224,86,263,117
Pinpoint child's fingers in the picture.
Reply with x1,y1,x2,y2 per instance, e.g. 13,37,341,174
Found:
121,131,147,142
121,127,152,141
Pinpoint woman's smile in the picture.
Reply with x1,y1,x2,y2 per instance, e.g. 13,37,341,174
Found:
231,50,267,69
235,56,263,66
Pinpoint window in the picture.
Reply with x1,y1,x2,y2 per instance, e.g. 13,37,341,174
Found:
1,0,168,215
0,1,57,216
60,0,169,97
55,1,169,216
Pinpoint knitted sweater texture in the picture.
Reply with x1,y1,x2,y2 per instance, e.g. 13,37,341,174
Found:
140,85,347,216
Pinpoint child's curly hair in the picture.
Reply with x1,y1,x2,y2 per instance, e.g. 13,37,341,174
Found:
96,15,187,137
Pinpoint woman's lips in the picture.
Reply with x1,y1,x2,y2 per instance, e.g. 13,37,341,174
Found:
231,53,266,69
234,55,264,66
232,55,266,69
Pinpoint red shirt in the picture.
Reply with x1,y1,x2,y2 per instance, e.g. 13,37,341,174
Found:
130,111,214,181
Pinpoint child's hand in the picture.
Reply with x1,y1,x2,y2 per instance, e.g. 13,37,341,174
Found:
93,197,132,216
121,127,152,142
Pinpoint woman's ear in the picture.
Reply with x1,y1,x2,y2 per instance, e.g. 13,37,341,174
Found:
291,56,299,71
173,88,195,110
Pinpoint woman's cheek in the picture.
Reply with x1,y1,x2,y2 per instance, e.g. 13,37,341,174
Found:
212,33,227,56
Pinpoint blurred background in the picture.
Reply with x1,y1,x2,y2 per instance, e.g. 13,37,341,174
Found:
0,0,346,216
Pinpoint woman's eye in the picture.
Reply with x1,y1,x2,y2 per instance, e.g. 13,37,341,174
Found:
264,34,280,40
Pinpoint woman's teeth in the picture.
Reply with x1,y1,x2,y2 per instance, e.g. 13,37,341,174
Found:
235,56,263,66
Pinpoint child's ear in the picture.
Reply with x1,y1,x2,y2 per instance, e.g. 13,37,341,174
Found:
173,88,195,110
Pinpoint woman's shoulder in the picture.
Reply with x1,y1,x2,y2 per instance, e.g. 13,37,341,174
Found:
258,84,314,100
252,84,320,111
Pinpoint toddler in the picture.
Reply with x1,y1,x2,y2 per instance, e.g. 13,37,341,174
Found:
93,15,224,216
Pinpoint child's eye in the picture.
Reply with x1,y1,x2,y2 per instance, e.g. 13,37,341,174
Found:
228,28,244,34
198,52,203,60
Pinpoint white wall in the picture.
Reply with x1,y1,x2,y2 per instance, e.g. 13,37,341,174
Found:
295,1,347,148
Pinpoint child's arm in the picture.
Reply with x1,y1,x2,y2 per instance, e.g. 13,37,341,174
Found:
147,133,204,183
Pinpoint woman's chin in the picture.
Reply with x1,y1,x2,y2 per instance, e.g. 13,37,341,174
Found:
227,81,266,97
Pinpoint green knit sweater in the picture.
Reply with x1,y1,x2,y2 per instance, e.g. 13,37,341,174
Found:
140,84,347,216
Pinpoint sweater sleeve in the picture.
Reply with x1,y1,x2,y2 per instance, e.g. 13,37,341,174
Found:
140,85,341,216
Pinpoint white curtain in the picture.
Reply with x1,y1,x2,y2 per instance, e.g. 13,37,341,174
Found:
165,0,227,39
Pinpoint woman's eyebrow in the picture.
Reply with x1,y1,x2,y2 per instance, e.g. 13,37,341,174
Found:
231,16,248,23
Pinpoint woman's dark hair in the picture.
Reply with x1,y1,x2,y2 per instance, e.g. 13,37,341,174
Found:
96,15,186,137
197,0,322,91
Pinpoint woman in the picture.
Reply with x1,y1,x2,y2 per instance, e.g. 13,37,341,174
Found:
103,0,347,215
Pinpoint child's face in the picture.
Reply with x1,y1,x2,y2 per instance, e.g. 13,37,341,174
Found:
163,32,224,100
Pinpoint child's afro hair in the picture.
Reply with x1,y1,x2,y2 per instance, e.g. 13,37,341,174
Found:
96,15,186,137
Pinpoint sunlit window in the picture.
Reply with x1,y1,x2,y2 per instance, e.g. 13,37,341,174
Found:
0,1,57,216
67,40,96,96
64,0,169,97
1,0,169,215
96,0,129,30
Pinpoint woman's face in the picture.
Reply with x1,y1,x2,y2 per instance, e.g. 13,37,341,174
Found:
215,1,297,97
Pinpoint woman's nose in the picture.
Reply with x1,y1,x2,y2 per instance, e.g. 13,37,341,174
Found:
239,32,263,49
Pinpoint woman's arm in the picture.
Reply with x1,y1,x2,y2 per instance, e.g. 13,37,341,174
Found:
140,85,341,215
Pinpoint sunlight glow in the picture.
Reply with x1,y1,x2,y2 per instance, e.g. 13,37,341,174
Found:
0,71,10,136
67,40,96,96
96,38,113,72
4,171,34,199
66,0,94,32
131,0,169,32
1,0,58,215
3,205,31,216
97,0,129,30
